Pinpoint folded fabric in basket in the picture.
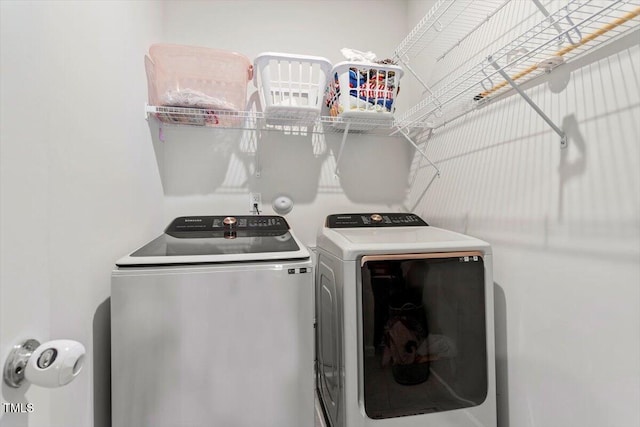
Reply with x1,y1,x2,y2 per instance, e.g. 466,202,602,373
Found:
161,88,238,111
347,69,395,111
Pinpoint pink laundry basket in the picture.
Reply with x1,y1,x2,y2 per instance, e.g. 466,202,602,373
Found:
145,43,253,127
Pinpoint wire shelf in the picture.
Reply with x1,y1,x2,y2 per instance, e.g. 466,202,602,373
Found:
145,104,414,135
396,0,640,132
394,0,510,63
145,105,258,129
147,1,639,139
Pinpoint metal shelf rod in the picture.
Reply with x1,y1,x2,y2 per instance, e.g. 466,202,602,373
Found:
396,126,441,177
398,57,443,113
487,55,567,148
532,0,567,41
333,122,351,177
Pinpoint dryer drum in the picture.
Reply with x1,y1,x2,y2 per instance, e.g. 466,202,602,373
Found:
385,301,430,385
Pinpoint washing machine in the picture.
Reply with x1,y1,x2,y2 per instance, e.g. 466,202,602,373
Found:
315,213,496,427
111,215,314,427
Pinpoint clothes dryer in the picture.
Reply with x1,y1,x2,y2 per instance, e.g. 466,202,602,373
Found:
111,215,314,427
315,213,496,427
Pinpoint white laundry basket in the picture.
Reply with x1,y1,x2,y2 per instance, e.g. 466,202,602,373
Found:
254,52,332,126
325,61,403,127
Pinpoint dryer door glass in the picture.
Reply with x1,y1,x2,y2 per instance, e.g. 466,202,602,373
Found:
361,253,487,419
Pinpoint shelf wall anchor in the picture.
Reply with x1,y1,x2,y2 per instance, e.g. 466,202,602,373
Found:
487,55,567,149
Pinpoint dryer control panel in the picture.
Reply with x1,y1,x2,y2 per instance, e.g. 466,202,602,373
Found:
326,213,428,228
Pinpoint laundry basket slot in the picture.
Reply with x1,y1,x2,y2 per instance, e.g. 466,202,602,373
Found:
325,61,403,128
145,43,252,127
254,52,332,126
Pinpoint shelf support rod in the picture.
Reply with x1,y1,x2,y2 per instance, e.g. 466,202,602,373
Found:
488,55,567,148
254,120,263,178
396,126,441,177
532,0,583,46
531,0,565,42
255,146,262,178
333,121,351,177
397,58,443,113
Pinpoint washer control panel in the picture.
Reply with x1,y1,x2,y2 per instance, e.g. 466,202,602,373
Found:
166,215,289,237
326,213,428,228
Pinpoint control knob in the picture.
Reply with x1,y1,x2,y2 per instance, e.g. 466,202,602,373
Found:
223,216,237,228
370,214,383,223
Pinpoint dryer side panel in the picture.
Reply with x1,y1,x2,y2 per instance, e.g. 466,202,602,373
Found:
316,252,345,427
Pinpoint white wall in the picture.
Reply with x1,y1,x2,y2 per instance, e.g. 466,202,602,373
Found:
0,2,164,426
405,1,640,426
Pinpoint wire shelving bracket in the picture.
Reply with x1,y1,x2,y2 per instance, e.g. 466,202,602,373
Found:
394,0,640,144
487,55,568,148
333,122,351,177
395,126,441,178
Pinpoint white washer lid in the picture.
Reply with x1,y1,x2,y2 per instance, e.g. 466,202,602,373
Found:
116,215,310,266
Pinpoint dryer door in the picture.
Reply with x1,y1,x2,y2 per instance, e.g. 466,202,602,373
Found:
360,252,488,419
